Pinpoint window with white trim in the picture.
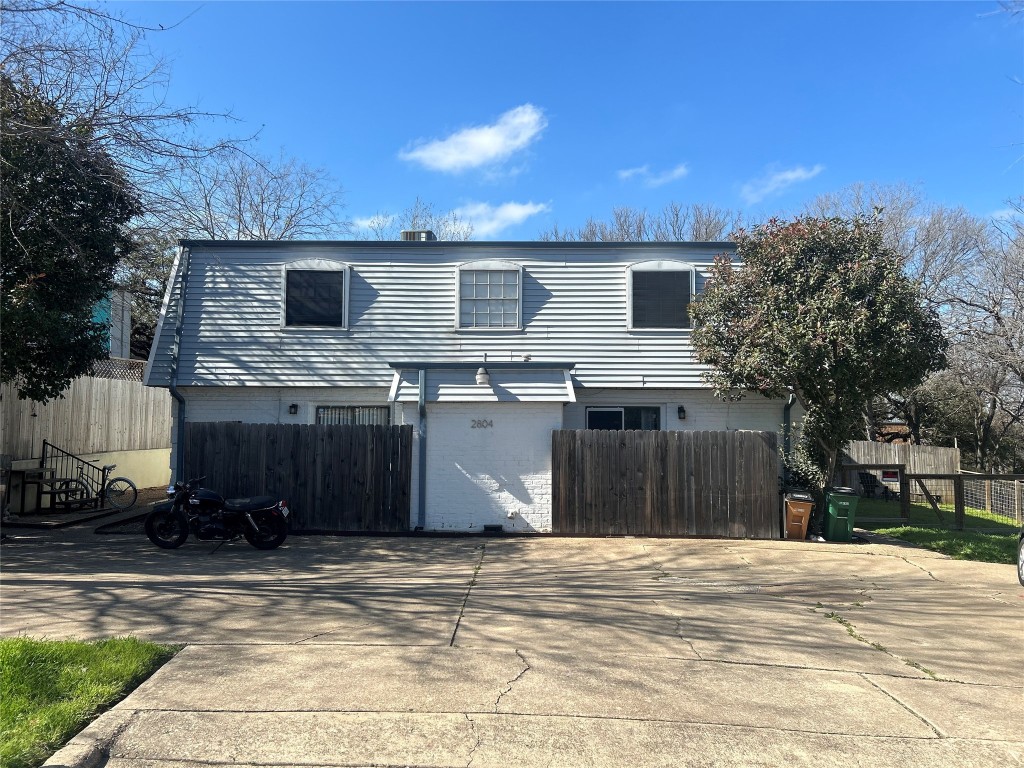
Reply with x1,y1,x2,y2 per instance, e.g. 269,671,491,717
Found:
283,259,349,328
315,406,390,425
457,261,522,329
628,261,695,329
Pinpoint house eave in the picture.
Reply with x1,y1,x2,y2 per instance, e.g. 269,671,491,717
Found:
387,361,576,371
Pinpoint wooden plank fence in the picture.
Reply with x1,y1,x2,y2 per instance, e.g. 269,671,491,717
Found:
1,377,172,460
183,422,412,533
551,429,779,539
843,441,959,475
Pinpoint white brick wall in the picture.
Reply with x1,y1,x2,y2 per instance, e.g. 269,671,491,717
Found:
423,402,562,533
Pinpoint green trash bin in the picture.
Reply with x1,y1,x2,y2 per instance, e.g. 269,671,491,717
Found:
819,489,860,544
825,487,859,542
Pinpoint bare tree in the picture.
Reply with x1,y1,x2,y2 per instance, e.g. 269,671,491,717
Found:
152,150,350,241
538,203,741,242
364,197,473,241
807,182,988,308
0,0,244,187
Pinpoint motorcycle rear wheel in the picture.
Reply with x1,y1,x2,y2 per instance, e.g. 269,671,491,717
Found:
145,508,189,549
244,512,288,550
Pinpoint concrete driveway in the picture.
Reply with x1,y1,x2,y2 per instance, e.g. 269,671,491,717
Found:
1,527,1021,767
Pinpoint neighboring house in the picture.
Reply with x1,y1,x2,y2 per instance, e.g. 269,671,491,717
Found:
145,232,792,533
92,289,133,359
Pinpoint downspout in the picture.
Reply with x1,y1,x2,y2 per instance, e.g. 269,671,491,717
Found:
782,392,796,486
416,368,427,530
168,245,191,482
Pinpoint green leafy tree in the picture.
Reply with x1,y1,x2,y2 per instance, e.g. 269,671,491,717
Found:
1,75,140,402
691,216,947,496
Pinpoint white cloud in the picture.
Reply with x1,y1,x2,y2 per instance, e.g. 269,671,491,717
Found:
399,105,547,173
618,165,649,181
617,163,689,187
454,201,550,238
990,208,1020,221
740,164,825,204
352,214,392,231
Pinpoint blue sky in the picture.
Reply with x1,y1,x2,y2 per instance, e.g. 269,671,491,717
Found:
113,1,1022,239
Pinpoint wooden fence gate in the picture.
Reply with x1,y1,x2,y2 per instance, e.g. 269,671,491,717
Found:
183,422,413,533
551,429,780,538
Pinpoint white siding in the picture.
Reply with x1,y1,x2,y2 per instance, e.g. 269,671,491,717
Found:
393,368,572,403
146,242,732,391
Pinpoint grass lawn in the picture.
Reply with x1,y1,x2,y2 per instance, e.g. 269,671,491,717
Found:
853,498,1019,564
0,637,177,768
856,497,1019,533
869,525,1018,564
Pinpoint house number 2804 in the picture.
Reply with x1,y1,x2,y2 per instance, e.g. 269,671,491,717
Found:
471,419,493,429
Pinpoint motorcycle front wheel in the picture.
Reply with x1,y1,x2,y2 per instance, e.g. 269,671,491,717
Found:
244,511,288,550
145,508,189,549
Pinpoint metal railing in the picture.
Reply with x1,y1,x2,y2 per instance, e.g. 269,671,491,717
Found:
39,441,110,509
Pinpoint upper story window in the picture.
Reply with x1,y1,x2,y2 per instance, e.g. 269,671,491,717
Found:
627,260,696,330
282,259,349,328
457,260,522,330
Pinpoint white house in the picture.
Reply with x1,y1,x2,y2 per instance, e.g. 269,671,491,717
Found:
145,232,792,533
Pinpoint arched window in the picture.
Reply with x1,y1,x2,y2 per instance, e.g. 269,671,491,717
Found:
456,260,523,330
626,260,696,330
281,258,350,328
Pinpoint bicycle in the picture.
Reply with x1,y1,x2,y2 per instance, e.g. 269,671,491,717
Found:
51,464,138,511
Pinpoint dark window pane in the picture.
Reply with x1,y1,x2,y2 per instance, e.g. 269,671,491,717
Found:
586,409,624,430
286,270,345,326
624,407,660,430
632,270,690,328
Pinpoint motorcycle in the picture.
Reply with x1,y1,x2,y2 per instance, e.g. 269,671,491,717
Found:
145,476,290,550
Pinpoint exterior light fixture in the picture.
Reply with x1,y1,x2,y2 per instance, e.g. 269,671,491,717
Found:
677,405,686,420
288,403,299,415
475,367,491,386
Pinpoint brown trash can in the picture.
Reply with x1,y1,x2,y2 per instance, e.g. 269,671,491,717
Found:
784,492,815,540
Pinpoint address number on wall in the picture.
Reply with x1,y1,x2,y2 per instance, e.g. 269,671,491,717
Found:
471,419,494,429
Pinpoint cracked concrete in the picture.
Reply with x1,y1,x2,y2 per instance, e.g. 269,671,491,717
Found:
3,529,1019,767
494,650,532,712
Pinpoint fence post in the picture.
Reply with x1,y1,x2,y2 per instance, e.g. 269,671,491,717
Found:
1016,480,1022,525
953,475,965,531
984,480,992,514
899,464,910,523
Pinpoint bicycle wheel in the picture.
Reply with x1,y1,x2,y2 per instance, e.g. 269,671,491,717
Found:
51,479,91,510
104,477,138,509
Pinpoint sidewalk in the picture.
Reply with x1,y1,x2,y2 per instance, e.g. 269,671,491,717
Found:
2,530,1020,767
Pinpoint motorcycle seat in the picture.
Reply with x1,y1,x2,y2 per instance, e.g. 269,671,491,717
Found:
224,496,278,512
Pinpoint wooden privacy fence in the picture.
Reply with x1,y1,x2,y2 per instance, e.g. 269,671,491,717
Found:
844,441,959,475
183,422,412,533
1,377,171,460
552,429,780,538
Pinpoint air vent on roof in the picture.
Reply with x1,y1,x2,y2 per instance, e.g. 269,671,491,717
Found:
401,230,437,242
